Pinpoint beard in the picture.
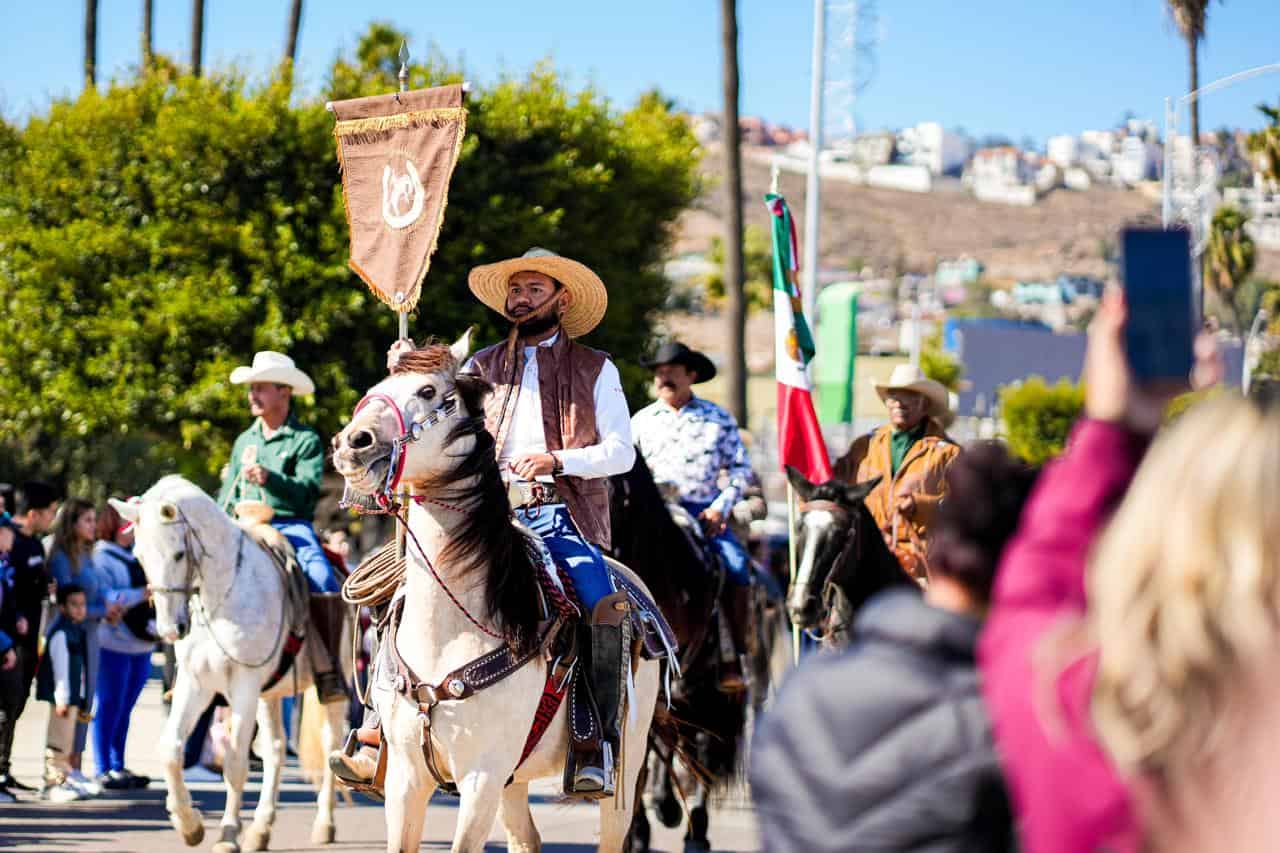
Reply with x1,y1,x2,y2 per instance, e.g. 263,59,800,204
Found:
508,296,562,337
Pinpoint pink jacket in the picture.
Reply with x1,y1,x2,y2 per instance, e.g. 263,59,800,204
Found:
978,420,1145,853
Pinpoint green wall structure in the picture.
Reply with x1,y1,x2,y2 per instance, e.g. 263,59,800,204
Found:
814,282,859,424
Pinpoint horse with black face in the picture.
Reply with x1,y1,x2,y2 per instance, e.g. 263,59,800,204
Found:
609,454,759,853
785,467,916,648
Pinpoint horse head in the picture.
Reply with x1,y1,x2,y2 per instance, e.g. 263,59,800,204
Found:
110,476,225,642
332,331,484,499
784,467,883,632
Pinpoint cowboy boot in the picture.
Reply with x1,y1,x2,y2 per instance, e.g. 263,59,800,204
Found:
718,585,754,692
307,593,348,704
571,591,630,795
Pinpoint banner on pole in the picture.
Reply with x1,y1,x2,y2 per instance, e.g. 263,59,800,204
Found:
330,84,468,313
767,192,833,484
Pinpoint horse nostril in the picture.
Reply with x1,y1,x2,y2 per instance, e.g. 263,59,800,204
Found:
348,429,374,450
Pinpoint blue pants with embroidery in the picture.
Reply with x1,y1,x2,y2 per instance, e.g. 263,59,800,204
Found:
271,518,339,593
516,504,613,612
681,500,752,587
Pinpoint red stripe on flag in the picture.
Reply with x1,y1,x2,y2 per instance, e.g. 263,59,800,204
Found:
777,382,833,484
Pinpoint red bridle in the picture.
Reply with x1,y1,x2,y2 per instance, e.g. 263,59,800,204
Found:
341,390,458,513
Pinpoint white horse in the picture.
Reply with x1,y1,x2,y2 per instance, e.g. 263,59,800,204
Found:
331,334,661,853
111,478,350,853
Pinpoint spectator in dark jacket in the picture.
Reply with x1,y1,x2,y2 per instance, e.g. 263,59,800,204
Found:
750,442,1036,853
0,481,58,794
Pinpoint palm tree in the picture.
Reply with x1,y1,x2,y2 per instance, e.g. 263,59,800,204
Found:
284,0,303,69
1205,205,1256,332
84,0,98,86
142,0,154,67
191,0,205,77
1165,0,1214,145
720,0,747,425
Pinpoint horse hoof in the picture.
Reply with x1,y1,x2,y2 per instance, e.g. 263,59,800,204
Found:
310,823,336,845
244,825,271,851
683,842,711,853
180,824,205,847
212,843,240,853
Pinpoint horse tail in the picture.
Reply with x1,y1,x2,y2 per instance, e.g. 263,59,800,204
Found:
298,688,328,786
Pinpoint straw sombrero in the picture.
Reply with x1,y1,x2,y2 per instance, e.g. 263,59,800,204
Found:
873,364,952,425
467,248,608,339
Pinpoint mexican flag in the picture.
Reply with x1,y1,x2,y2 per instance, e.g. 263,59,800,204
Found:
767,192,833,484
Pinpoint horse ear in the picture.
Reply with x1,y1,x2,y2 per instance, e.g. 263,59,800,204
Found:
450,327,474,366
785,466,818,502
843,475,883,505
109,498,139,523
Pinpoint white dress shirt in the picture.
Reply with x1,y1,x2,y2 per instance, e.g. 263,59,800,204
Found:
467,334,635,483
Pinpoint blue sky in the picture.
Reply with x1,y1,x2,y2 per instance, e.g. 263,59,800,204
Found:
2,0,1278,143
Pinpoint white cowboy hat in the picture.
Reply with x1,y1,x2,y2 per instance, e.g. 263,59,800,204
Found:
873,364,951,424
467,247,608,339
229,351,315,395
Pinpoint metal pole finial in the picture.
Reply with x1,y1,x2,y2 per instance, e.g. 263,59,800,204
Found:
398,41,410,92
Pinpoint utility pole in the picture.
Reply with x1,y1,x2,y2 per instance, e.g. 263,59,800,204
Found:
802,0,825,327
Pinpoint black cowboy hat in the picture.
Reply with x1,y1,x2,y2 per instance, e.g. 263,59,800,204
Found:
641,342,717,383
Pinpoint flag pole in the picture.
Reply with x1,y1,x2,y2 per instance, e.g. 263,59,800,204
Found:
396,41,411,343
802,0,826,327
787,482,801,664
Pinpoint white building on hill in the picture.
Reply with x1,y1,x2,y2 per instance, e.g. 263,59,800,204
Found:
898,122,972,176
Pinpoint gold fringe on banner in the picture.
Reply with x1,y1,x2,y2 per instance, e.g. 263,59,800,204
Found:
333,107,468,145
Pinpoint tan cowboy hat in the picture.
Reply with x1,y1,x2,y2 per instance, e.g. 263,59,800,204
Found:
467,247,608,339
229,351,315,395
873,364,951,424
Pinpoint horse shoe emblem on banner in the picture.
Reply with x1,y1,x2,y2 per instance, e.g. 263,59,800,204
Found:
381,160,426,230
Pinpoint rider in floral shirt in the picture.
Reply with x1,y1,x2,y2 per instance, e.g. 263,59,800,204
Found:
632,342,755,689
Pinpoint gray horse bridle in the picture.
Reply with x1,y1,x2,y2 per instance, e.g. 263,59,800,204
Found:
149,504,244,615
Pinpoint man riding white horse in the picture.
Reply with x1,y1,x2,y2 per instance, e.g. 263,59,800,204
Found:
218,351,346,703
341,247,636,796
631,341,755,690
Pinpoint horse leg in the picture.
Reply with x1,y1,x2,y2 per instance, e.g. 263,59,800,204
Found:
213,679,260,853
496,782,540,853
308,690,344,845
161,673,214,847
244,697,285,851
382,748,434,853
683,802,710,853
599,703,655,853
451,769,507,853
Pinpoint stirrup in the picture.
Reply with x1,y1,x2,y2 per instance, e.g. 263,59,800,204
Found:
329,730,386,800
567,742,615,800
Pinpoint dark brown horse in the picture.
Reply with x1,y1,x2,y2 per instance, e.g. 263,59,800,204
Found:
785,466,917,648
609,454,763,853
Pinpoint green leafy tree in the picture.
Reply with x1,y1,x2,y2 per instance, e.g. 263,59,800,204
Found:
1246,101,1280,186
998,377,1085,465
1204,205,1256,332
0,25,700,497
703,225,772,311
920,348,963,392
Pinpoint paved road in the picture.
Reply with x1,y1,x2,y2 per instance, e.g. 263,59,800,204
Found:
1,679,761,851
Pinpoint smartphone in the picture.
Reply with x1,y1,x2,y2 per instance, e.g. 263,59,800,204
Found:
1119,225,1197,383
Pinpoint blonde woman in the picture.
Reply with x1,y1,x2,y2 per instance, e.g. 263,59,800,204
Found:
978,288,1223,853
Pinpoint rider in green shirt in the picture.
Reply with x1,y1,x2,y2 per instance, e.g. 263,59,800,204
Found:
218,351,346,703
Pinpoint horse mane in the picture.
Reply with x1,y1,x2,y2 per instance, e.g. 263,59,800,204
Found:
607,453,707,620
398,350,542,654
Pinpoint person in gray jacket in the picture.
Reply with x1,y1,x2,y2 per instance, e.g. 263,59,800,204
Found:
750,442,1036,853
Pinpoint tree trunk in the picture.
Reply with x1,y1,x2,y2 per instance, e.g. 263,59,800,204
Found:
1188,37,1200,146
284,0,303,69
84,0,98,87
191,0,205,77
720,0,748,426
141,0,153,67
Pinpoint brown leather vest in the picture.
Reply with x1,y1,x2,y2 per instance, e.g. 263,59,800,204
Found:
470,333,613,548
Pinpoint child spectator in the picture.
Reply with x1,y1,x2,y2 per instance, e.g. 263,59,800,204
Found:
0,525,19,803
36,583,89,803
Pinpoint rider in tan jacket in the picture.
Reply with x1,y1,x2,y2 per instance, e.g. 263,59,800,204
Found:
832,365,961,580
